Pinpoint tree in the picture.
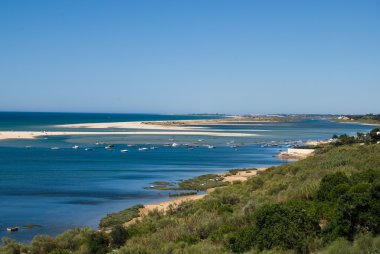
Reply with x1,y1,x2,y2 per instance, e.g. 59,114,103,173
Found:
369,128,380,143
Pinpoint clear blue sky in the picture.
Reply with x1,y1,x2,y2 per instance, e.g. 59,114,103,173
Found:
0,0,379,114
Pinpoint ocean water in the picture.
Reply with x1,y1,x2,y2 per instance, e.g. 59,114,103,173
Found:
0,113,376,242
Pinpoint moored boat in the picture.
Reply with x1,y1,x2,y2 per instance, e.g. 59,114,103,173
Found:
6,226,19,232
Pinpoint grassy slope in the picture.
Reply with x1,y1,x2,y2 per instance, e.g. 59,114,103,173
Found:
2,144,380,254
115,144,380,253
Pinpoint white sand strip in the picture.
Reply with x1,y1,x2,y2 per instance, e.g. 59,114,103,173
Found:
55,119,277,130
0,131,259,140
55,121,205,131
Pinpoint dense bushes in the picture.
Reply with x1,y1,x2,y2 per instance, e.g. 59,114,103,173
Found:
316,172,350,201
229,201,320,253
229,167,380,253
252,201,320,252
322,171,380,241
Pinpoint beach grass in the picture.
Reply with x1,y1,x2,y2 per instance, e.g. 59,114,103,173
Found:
99,204,144,228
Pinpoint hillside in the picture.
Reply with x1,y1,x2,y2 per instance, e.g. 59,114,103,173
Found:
2,143,380,254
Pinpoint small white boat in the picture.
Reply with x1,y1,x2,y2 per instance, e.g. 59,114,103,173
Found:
172,143,179,147
207,145,216,149
85,148,93,151
51,147,60,150
150,146,158,150
120,149,129,153
127,144,135,147
138,147,148,151
72,145,79,149
7,227,19,232
105,144,114,150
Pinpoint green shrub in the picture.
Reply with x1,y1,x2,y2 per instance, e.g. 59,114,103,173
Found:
317,172,350,201
99,204,144,228
252,201,320,253
111,225,129,248
321,170,380,241
30,235,58,254
84,231,110,254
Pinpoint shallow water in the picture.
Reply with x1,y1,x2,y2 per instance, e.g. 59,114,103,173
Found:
0,113,375,242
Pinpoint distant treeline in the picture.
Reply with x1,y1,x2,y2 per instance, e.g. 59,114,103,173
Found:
345,113,380,123
2,129,380,254
332,127,380,145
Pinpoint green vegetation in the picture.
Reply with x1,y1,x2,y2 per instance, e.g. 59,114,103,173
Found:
294,145,320,149
2,129,380,254
332,128,380,145
145,174,230,191
99,204,144,228
227,168,256,176
177,174,229,191
22,224,42,229
318,234,380,254
144,181,176,190
151,181,174,186
169,192,198,197
343,113,380,124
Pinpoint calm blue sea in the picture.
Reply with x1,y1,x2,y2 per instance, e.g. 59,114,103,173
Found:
0,113,376,242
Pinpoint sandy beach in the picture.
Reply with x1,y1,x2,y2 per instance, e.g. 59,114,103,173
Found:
0,118,268,140
55,121,206,130
0,130,259,140
123,167,267,227
338,121,380,126
55,117,276,129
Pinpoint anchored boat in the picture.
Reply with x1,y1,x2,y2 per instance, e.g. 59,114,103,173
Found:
6,227,19,232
